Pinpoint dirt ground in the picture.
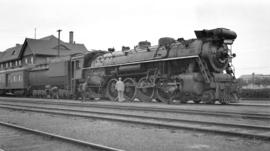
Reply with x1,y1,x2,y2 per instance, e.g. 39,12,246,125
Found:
0,125,100,151
0,108,269,151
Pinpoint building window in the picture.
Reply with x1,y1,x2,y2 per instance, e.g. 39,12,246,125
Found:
25,58,28,64
75,60,80,69
19,60,21,66
18,75,22,81
31,56,34,64
6,63,8,68
10,62,12,67
13,75,16,82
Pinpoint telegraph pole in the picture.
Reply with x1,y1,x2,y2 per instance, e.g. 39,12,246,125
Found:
57,29,62,57
34,28,37,39
252,72,255,89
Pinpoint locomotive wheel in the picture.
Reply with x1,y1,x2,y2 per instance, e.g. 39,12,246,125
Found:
136,77,155,102
193,96,201,104
201,90,215,104
106,78,118,101
180,98,188,104
88,87,101,99
123,78,137,101
193,99,201,104
155,79,175,104
219,90,231,105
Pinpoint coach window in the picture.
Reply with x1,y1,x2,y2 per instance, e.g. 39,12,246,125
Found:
46,57,51,63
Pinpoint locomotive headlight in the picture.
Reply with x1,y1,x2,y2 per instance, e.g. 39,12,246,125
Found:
224,39,234,45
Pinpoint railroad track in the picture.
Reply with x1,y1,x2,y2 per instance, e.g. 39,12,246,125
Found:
0,120,123,151
229,103,270,107
2,97,270,108
0,103,270,141
0,98,269,120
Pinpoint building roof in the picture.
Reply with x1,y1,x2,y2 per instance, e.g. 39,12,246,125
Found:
0,51,3,59
39,35,60,41
22,36,87,56
0,35,88,63
0,44,22,62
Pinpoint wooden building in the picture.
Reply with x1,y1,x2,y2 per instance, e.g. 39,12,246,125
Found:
0,31,88,71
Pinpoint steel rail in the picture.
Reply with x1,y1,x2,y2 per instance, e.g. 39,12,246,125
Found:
3,97,269,108
229,103,270,107
0,104,270,141
0,120,124,151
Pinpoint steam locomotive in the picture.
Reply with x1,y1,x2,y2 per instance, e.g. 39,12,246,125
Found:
1,28,238,104
80,28,238,104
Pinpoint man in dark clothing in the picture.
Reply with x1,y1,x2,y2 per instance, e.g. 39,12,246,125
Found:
81,81,87,102
51,86,59,99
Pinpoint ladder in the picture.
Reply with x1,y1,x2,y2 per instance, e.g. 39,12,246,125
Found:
196,57,211,83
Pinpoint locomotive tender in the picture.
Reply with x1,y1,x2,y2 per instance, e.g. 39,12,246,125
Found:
0,28,238,104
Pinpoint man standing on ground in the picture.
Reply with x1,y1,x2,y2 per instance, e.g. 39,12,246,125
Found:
81,80,88,102
51,86,59,99
115,77,125,102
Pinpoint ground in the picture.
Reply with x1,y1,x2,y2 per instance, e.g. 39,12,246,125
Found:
0,108,269,151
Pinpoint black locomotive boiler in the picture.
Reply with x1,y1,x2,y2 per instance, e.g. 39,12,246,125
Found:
80,28,238,104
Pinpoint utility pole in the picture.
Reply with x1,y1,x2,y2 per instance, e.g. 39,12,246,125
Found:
34,28,37,39
57,29,62,57
252,72,255,89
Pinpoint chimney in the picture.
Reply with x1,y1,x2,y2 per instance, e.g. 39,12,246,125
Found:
69,31,74,44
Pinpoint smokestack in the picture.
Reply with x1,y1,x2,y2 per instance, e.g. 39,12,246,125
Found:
69,31,74,44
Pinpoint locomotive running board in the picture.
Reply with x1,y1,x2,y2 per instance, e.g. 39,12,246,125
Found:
83,55,199,70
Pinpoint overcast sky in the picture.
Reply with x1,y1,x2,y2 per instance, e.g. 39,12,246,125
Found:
0,0,269,77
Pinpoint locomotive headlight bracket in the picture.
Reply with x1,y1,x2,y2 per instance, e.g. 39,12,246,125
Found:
227,45,236,60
